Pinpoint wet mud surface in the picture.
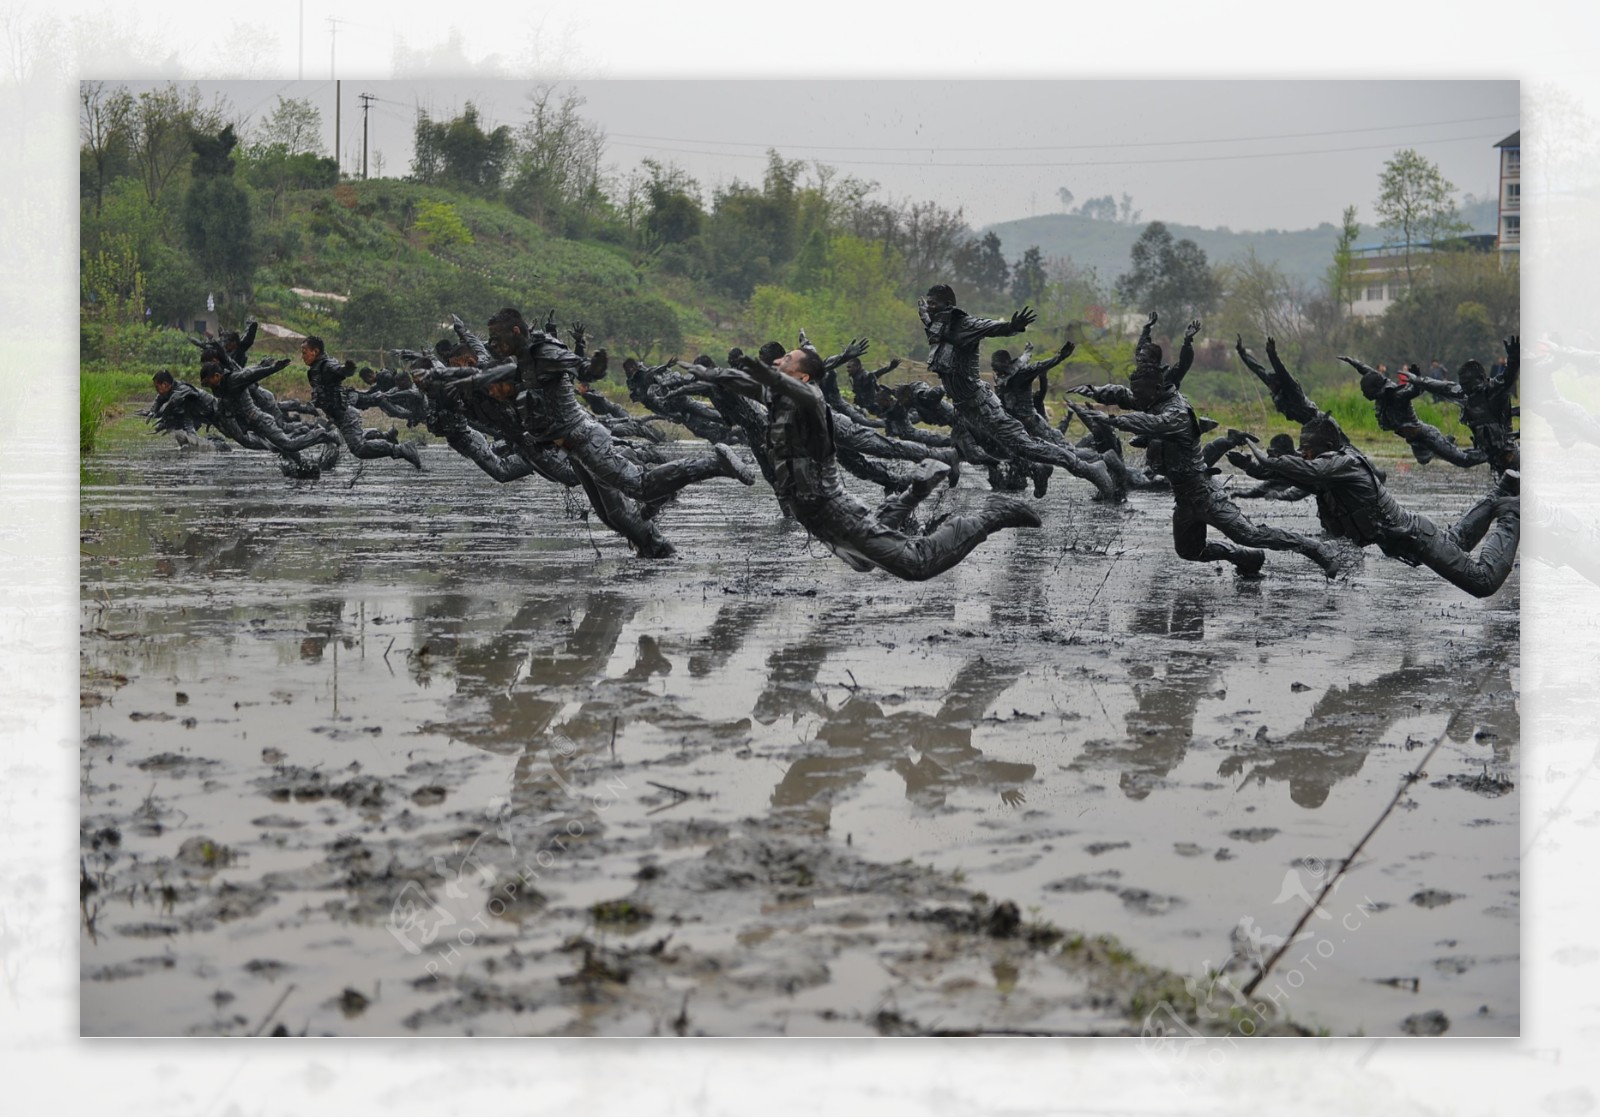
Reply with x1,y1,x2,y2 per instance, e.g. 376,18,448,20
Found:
80,430,1518,1036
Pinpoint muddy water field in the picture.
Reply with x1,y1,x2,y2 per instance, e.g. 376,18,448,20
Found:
79,426,1518,1037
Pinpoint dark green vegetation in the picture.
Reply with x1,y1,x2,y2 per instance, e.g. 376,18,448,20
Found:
79,83,1508,458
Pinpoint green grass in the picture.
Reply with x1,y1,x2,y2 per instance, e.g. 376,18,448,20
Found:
80,369,158,455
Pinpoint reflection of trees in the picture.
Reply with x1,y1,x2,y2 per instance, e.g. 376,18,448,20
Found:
1069,591,1218,801
770,656,1034,827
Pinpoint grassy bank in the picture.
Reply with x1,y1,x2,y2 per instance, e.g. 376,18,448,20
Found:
80,368,155,455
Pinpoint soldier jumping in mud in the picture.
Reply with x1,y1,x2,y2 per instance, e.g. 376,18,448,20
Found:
1340,353,1487,468
918,283,1124,502
485,308,755,503
1408,336,1520,474
1075,326,1352,579
1228,414,1519,597
303,336,424,469
680,345,1040,581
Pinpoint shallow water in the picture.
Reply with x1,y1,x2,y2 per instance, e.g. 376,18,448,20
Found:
80,431,1518,1036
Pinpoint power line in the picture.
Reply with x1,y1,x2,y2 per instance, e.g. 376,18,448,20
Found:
603,113,1519,155
603,132,1509,171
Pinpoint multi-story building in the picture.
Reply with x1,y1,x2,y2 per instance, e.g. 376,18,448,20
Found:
1495,130,1520,262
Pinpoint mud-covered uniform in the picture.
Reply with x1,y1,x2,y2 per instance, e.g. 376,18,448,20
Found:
145,380,223,447
1079,380,1345,577
1237,443,1518,597
307,354,422,468
517,336,749,503
1412,340,1520,472
1343,357,1487,467
920,299,1122,501
624,360,742,445
993,345,1122,500
1235,337,1321,425
702,358,1039,581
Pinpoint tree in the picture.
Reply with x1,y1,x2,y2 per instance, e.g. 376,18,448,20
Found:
506,84,606,230
1374,148,1470,282
1011,246,1047,305
898,200,969,295
641,159,703,249
128,82,226,206
412,199,474,249
253,96,323,157
410,103,514,195
182,124,256,307
1076,194,1118,222
1056,186,1075,212
951,231,1010,306
1115,221,1221,318
1324,204,1361,316
80,81,133,216
1377,252,1519,368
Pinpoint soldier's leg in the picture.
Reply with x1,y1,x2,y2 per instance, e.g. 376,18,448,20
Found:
1208,491,1347,577
569,458,676,559
1408,423,1489,468
1173,497,1263,573
1405,500,1520,597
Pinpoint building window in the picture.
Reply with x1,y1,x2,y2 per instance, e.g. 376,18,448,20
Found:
1505,215,1520,239
1366,284,1384,301
194,320,208,333
1388,283,1406,300
1506,182,1520,208
1506,150,1520,172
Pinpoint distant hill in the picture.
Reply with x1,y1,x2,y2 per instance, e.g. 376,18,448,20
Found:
984,199,1501,288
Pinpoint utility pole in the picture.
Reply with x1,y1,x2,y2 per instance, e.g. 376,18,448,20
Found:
359,93,374,180
328,17,345,175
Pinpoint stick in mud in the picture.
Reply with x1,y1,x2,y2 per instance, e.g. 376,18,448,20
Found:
248,982,297,1037
1241,651,1510,998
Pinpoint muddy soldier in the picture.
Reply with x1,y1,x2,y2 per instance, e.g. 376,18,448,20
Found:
1229,414,1519,597
684,345,1041,580
918,283,1124,502
303,336,423,469
1075,320,1352,579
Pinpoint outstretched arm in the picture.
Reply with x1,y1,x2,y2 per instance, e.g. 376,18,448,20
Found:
1170,319,1199,384
236,357,293,389
1338,354,1381,379
1503,335,1520,395
1136,311,1157,355
821,337,870,372
1236,335,1271,384
1070,383,1138,409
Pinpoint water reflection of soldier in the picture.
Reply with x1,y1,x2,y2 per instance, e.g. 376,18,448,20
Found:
1410,337,1520,473
1075,334,1349,579
304,336,424,469
1229,415,1519,597
1069,592,1218,800
918,283,1123,501
687,348,1041,580
770,657,1033,826
1339,354,1488,468
687,598,779,679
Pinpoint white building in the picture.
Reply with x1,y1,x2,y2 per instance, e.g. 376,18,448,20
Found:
1495,130,1520,263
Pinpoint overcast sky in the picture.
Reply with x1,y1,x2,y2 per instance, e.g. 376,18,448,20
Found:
110,77,1517,235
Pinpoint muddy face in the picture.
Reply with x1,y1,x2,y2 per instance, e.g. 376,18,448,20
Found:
79,436,1519,1037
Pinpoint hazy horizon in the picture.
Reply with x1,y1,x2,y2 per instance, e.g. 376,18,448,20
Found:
102,79,1518,235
